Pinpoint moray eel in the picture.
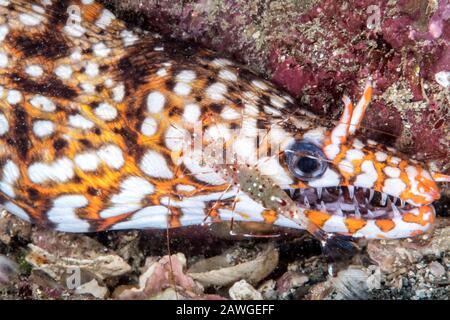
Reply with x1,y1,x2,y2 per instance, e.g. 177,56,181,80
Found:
0,0,448,242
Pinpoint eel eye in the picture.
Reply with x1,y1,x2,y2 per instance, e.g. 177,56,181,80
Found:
285,140,328,181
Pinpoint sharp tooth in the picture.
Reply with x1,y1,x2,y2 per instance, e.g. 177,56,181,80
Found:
336,203,344,216
353,197,361,219
317,187,323,199
299,189,305,195
391,203,401,218
320,200,327,211
304,196,310,208
393,197,398,205
348,186,355,199
381,193,387,206
367,209,375,218
400,199,405,208
368,189,374,202
354,206,361,219
289,189,295,198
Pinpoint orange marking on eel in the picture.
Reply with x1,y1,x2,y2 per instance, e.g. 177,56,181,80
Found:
97,213,132,231
373,160,386,191
332,144,349,166
400,190,430,205
397,162,430,205
289,181,308,189
375,219,395,232
416,167,440,199
344,218,367,234
305,210,332,228
402,206,434,226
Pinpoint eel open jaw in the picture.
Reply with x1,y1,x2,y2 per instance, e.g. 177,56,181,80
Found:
284,186,421,220
281,185,436,239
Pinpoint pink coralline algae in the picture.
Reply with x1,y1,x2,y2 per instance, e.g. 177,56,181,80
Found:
408,0,450,41
108,0,449,172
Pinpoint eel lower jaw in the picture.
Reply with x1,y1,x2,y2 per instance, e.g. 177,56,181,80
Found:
283,186,425,220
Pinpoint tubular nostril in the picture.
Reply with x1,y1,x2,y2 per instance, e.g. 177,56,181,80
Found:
432,173,450,183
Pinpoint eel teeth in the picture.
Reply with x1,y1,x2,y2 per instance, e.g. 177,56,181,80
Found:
354,206,361,219
304,196,310,208
353,197,361,218
348,186,355,199
391,202,402,218
320,200,326,211
336,203,344,216
380,192,387,206
316,187,323,199
289,189,295,198
368,189,374,202
338,194,344,205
